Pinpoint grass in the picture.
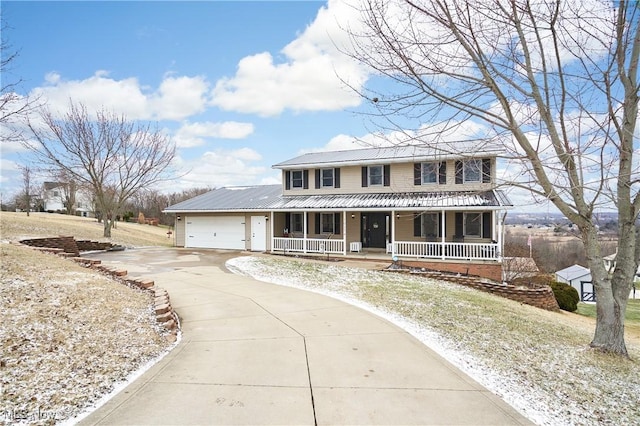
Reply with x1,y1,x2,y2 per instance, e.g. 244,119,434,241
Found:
230,256,640,426
577,299,640,322
0,214,174,423
0,211,173,247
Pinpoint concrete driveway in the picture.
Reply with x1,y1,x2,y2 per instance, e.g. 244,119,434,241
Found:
78,247,532,425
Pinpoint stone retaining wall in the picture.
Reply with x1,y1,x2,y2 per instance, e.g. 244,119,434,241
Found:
385,269,559,311
18,242,180,341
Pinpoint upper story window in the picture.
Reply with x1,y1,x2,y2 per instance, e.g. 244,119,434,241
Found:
285,170,309,190
455,158,491,184
315,168,340,189
464,159,482,182
362,165,390,187
321,169,334,187
291,170,304,188
369,165,383,185
415,162,446,185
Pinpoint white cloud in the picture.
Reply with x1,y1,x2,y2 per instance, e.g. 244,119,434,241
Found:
173,121,255,148
30,71,209,121
210,0,368,116
168,148,266,190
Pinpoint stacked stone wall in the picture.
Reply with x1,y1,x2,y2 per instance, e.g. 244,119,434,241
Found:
386,269,559,311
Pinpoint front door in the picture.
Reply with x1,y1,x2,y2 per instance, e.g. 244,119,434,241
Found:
362,212,388,248
250,216,267,251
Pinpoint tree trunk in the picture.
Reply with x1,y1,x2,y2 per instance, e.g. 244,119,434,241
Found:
584,222,634,357
103,216,113,238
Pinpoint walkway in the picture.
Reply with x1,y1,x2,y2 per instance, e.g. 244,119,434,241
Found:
79,248,532,425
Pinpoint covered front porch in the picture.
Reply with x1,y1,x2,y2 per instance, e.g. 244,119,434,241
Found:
268,209,504,262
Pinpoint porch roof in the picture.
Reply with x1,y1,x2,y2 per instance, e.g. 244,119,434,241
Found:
164,185,513,213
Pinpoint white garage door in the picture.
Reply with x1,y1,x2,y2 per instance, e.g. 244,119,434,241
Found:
185,216,246,250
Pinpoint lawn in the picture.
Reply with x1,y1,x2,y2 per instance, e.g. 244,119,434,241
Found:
229,255,640,426
577,299,640,322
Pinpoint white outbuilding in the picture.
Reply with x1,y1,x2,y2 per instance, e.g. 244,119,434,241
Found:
555,264,595,302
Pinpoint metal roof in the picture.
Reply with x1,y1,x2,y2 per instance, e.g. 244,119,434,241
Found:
164,185,283,212
555,264,591,281
273,143,504,169
164,185,513,212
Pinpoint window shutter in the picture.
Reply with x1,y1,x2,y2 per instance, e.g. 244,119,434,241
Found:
438,212,444,237
383,165,390,186
285,213,291,232
334,168,340,188
455,161,463,184
439,162,447,185
303,170,309,189
414,214,422,237
414,163,421,185
315,169,320,189
455,212,463,236
482,212,492,239
361,167,368,187
315,213,320,234
482,159,491,183
285,171,291,190
334,213,340,234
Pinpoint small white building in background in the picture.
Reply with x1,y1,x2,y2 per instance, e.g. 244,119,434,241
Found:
555,264,595,302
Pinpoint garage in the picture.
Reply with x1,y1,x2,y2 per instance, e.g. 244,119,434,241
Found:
185,216,246,249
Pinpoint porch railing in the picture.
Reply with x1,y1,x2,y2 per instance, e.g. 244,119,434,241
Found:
273,237,345,254
392,241,499,261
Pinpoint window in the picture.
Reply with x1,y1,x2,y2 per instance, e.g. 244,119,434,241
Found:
422,213,439,238
321,168,334,187
321,213,335,233
291,213,303,233
464,213,482,237
368,165,383,186
291,170,303,188
422,163,438,184
464,159,482,183
53,190,60,197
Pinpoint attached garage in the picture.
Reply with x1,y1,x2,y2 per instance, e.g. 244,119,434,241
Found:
185,215,246,250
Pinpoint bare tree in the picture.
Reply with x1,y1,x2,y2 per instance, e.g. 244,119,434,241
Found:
19,165,37,216
25,102,176,237
1,19,41,144
347,0,639,356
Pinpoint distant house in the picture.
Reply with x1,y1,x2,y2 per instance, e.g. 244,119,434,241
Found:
42,182,93,217
164,145,513,281
603,252,640,277
555,264,595,302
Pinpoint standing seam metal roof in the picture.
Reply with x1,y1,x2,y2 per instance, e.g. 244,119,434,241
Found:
164,185,513,212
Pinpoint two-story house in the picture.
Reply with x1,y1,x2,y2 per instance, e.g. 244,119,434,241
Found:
42,182,94,217
164,145,512,280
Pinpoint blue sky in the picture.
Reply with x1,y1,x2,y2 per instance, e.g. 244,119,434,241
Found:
2,0,394,198
1,0,576,214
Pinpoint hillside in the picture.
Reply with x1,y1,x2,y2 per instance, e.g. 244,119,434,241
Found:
0,212,175,424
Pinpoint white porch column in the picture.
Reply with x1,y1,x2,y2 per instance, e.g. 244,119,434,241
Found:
303,211,308,253
441,209,446,260
391,210,396,256
343,210,347,255
269,211,274,253
497,210,504,261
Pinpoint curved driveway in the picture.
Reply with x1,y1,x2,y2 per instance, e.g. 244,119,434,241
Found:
79,247,532,425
